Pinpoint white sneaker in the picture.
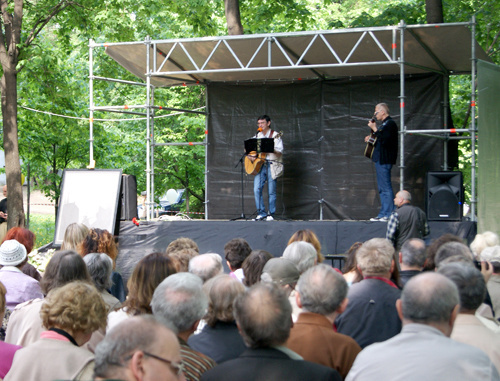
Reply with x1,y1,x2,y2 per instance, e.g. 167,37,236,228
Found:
253,215,266,221
266,215,274,221
370,216,389,222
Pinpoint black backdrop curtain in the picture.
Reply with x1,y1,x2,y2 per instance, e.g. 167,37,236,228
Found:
207,74,446,220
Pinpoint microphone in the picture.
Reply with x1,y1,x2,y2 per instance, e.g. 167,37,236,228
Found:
370,112,378,123
257,127,262,133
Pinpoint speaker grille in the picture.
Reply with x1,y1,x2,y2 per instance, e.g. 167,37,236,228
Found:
426,171,463,221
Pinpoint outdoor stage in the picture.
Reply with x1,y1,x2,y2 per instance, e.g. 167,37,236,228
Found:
116,218,476,283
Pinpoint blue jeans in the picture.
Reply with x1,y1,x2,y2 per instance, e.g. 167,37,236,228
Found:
375,161,394,218
254,162,276,217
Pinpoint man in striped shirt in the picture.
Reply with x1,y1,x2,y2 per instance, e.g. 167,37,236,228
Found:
152,273,216,381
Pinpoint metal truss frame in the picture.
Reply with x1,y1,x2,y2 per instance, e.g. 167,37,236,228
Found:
89,19,480,221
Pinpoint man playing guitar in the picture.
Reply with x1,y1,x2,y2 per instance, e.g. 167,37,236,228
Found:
247,115,283,221
364,103,398,222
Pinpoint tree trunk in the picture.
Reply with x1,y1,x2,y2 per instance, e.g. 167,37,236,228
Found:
224,0,243,35
1,68,25,229
425,0,444,24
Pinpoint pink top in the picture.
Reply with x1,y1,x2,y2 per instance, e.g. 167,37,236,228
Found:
40,331,70,342
0,341,22,378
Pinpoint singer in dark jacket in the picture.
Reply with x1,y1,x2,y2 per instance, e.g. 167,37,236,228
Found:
365,103,398,221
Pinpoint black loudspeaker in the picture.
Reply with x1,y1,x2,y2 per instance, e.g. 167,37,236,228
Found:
119,174,138,221
426,171,463,221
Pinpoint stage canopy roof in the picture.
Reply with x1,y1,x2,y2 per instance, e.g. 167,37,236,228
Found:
102,22,491,88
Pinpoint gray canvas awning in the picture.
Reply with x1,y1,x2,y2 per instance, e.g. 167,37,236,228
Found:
102,22,491,87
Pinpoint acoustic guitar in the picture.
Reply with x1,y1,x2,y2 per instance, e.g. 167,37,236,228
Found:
364,131,377,159
244,131,283,175
245,151,266,175
364,116,377,159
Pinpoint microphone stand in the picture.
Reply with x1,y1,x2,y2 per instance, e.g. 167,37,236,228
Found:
231,153,248,221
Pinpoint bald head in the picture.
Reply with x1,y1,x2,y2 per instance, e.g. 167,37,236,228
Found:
94,315,182,381
188,253,223,282
400,238,426,268
297,264,348,316
394,190,411,208
151,272,207,334
234,282,292,349
400,272,459,328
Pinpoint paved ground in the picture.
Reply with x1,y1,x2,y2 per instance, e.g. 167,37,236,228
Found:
23,187,55,215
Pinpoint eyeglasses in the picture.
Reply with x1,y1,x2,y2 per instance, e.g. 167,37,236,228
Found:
143,351,185,377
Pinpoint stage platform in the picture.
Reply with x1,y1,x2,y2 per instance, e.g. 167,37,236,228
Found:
116,219,476,284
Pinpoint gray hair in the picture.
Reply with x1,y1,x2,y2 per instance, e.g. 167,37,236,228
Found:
470,231,499,257
83,253,113,292
480,245,500,263
233,282,292,349
93,315,173,379
356,238,394,276
203,274,245,327
401,238,426,268
438,263,486,312
151,272,208,334
297,264,347,316
376,102,390,115
401,272,459,324
398,190,411,202
282,241,317,274
188,253,223,282
435,242,474,269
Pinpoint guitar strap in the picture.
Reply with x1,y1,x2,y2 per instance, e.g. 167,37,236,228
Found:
267,130,274,165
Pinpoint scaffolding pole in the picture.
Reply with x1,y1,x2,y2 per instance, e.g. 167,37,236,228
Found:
145,36,153,220
399,21,406,191
88,40,95,169
204,88,209,220
470,17,477,222
151,86,156,221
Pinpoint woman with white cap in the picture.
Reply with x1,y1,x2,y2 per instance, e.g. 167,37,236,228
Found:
0,240,43,310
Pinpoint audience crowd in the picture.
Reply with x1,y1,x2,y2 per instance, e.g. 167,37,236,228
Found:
0,221,499,381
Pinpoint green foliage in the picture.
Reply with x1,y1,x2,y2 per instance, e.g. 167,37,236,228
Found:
240,0,314,33
17,31,108,209
3,0,499,220
443,0,500,63
449,75,475,206
325,0,426,28
28,214,56,249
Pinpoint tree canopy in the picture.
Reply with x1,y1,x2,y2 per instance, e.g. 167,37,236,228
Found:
1,0,498,220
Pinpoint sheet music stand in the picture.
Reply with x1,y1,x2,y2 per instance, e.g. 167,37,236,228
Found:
244,138,274,154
